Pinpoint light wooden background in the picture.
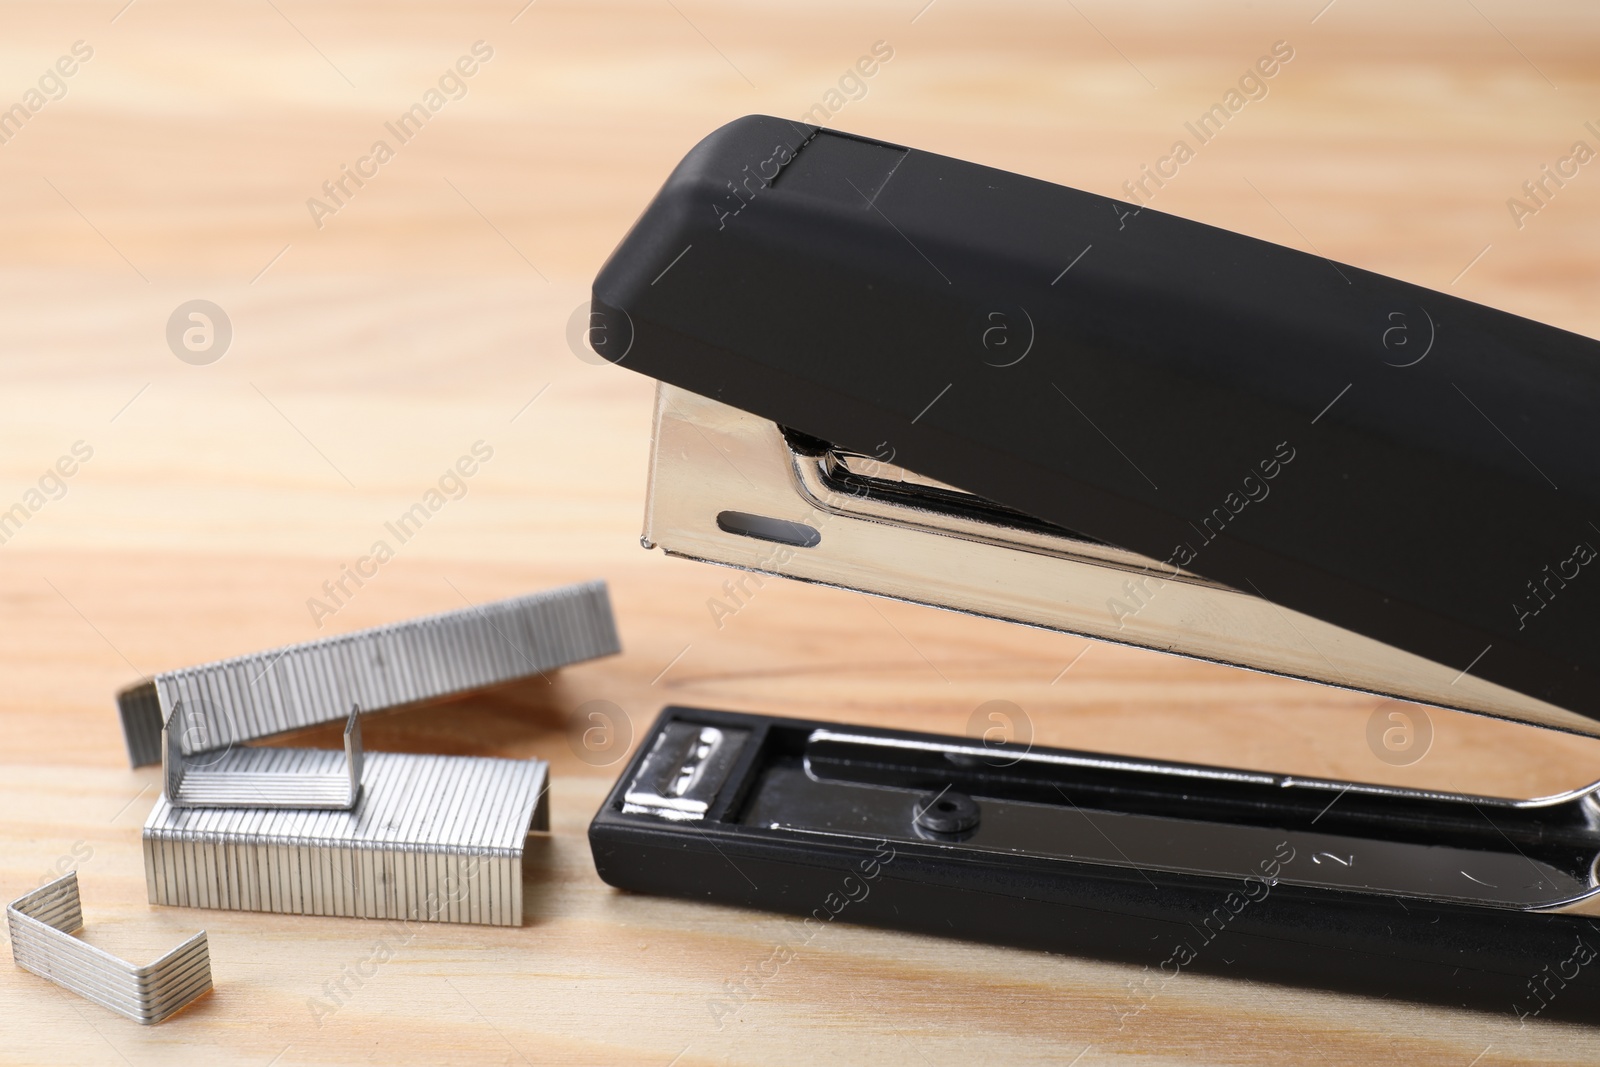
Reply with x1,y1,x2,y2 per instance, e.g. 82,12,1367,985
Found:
2,1,1600,1063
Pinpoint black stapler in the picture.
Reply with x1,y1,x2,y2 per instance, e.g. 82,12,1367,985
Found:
585,116,1600,1019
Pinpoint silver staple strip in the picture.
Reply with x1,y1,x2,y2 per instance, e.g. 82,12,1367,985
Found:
117,580,619,767
143,752,549,927
164,703,364,810
8,872,212,1024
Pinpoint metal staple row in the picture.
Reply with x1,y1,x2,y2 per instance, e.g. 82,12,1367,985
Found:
8,873,212,1024
118,579,619,767
163,705,364,810
143,751,549,927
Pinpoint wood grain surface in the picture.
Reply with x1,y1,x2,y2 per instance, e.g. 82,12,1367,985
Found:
3,1,1600,1063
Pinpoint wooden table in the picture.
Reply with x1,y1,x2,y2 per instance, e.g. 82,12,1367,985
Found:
3,1,1599,1062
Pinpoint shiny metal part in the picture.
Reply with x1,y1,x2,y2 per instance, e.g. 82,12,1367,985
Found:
164,703,364,810
622,722,749,821
644,384,1595,738
787,727,1600,916
807,444,1213,579
117,580,620,767
8,873,212,1024
143,752,549,927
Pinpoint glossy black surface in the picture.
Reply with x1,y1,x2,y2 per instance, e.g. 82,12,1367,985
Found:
747,767,1583,908
590,708,1600,1021
592,115,1600,721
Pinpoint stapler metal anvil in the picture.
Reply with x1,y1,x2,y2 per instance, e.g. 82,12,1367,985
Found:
586,116,1600,1016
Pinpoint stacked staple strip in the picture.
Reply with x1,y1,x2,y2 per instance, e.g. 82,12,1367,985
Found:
118,580,619,767
143,751,548,927
123,581,603,931
166,740,361,809
8,873,212,1024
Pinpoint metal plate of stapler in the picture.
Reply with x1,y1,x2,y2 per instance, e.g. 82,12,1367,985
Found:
593,708,1600,1019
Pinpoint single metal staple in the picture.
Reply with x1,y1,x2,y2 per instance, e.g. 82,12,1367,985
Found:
163,702,364,810
8,872,212,1024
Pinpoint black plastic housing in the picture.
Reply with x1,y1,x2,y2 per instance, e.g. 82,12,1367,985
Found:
589,707,1600,1022
591,115,1600,723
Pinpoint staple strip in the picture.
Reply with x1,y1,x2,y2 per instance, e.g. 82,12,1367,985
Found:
118,580,619,767
165,745,363,809
8,873,212,1024
117,682,163,774
142,752,548,927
